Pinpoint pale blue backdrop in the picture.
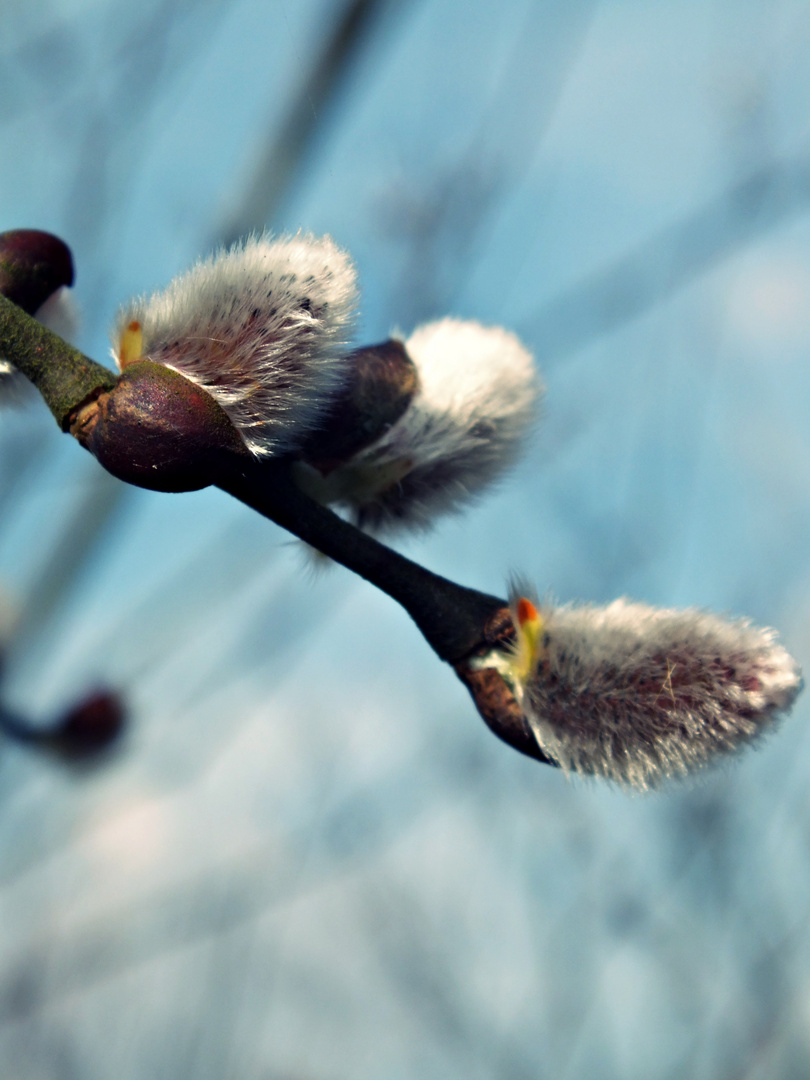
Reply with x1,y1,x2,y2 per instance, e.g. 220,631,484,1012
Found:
1,1,810,1077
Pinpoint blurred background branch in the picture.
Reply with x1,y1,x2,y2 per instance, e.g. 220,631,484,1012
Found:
525,149,810,365
219,0,410,243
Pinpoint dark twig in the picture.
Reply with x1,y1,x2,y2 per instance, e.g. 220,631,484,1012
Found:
0,232,548,764
217,461,549,761
218,458,502,664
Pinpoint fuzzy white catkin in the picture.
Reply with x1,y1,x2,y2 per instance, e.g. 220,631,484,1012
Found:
302,318,540,533
487,595,803,789
112,233,358,457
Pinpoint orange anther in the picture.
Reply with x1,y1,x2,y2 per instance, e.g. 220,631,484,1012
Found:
516,597,539,627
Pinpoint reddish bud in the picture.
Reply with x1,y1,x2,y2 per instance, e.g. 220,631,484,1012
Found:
46,689,125,760
71,360,248,492
299,339,418,470
0,689,125,764
0,229,74,313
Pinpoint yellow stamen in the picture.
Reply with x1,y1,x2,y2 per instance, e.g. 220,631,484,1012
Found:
119,320,143,368
468,595,545,695
512,597,543,685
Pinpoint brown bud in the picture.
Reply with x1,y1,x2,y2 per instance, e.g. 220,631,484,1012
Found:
453,605,556,766
70,360,248,492
45,689,125,761
0,229,74,313
0,689,125,764
299,339,418,471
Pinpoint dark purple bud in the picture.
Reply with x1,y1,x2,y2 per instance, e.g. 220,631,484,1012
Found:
71,360,248,492
46,689,125,760
299,339,418,471
0,689,125,763
0,229,74,313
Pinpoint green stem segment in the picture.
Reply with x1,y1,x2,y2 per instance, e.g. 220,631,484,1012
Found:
0,293,116,428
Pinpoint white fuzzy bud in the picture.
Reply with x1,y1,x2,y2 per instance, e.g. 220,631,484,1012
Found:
474,590,803,789
297,318,539,533
111,233,358,457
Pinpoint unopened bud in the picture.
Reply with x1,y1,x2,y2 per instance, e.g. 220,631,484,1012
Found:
0,689,125,763
71,360,247,492
0,229,73,315
47,689,125,760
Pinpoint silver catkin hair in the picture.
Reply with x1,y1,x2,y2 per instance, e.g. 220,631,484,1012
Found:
112,233,358,457
520,598,802,790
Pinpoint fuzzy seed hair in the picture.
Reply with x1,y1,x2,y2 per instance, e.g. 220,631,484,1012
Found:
511,597,802,790
318,319,539,533
112,233,358,457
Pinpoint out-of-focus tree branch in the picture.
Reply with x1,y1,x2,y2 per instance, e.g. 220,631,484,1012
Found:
526,150,810,363
219,0,407,242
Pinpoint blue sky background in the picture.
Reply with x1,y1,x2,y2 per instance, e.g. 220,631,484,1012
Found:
2,1,810,1076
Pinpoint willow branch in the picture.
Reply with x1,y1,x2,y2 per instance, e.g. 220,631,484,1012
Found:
0,282,548,764
218,458,502,662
